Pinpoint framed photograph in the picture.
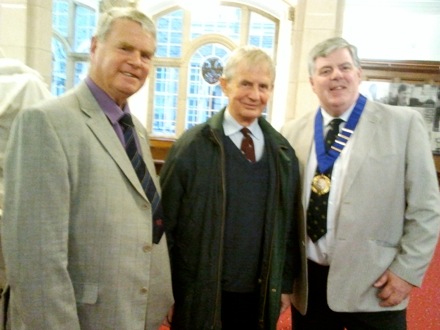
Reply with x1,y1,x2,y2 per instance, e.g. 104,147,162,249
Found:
360,81,440,155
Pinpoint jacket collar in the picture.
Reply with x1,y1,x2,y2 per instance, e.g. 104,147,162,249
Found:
205,107,290,149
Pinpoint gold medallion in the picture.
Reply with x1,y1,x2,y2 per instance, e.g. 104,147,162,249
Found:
311,174,331,196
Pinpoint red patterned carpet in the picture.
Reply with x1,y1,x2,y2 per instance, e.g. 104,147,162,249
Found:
407,240,440,330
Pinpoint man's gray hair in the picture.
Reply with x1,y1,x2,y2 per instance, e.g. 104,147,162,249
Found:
94,7,156,42
308,37,361,76
222,46,275,83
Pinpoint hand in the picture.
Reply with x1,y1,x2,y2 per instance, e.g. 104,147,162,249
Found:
373,269,414,307
162,304,174,327
280,293,291,314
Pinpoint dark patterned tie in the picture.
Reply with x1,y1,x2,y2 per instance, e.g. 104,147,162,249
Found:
120,113,164,244
240,128,256,163
307,118,344,242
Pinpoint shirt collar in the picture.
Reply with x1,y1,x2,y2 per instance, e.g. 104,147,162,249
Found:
85,76,130,124
222,107,263,141
320,104,354,126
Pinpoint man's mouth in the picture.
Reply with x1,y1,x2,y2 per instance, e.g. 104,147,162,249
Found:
330,86,345,91
122,72,138,79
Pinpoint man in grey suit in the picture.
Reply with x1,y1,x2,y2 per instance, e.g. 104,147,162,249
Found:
1,7,172,329
282,37,440,329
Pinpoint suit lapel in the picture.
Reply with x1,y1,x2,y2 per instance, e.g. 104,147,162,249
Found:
296,113,315,177
341,102,379,197
76,82,148,201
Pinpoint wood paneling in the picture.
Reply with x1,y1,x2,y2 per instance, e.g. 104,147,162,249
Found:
150,137,174,174
361,60,440,84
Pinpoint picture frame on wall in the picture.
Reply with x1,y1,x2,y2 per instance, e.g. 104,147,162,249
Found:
360,81,440,155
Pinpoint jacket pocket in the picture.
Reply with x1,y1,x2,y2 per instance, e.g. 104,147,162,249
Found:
73,282,98,305
373,239,398,248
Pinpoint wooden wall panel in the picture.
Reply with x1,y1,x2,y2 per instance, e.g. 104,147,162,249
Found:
150,137,173,174
361,60,440,84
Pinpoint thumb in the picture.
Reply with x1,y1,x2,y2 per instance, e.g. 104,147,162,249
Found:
373,272,388,288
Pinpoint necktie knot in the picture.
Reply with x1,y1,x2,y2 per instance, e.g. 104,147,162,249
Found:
328,118,343,131
241,127,251,137
325,118,344,151
120,113,135,129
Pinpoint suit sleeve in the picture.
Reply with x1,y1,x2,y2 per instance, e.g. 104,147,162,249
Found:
2,108,80,329
390,110,440,286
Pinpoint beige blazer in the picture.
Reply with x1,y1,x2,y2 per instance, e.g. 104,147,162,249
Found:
1,81,173,329
281,99,440,312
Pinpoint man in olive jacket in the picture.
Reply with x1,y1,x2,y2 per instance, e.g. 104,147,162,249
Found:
160,46,303,329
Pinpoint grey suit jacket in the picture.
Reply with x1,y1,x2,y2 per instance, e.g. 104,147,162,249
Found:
281,98,440,312
1,81,173,329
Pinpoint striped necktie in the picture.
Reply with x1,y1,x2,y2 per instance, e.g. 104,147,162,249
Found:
240,127,256,163
120,113,164,244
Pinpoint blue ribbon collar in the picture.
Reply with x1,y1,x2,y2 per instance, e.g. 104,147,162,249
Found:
314,94,367,173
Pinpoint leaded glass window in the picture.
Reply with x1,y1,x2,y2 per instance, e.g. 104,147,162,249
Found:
157,10,184,58
153,67,180,135
52,38,67,95
186,44,229,129
50,2,278,136
51,0,97,96
248,12,276,57
151,5,278,137
74,5,96,52
190,7,241,43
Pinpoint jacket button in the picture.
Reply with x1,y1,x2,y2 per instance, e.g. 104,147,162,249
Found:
271,288,277,293
140,287,149,294
143,244,152,253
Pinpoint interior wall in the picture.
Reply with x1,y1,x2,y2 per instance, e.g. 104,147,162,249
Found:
0,0,52,84
343,0,440,61
284,0,345,122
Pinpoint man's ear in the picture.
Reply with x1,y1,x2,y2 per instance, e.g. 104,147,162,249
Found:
90,36,98,58
309,76,315,91
356,67,363,85
219,77,228,95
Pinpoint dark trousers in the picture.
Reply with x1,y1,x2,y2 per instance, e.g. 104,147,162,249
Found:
221,290,259,330
293,260,407,330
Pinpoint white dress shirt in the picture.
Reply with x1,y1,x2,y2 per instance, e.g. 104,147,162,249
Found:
305,105,357,265
222,108,265,161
